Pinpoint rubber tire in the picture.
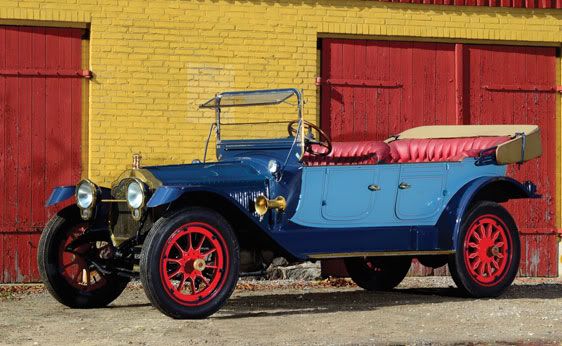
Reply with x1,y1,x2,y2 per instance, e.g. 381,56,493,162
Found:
344,256,412,291
448,201,520,298
37,206,130,308
140,207,240,319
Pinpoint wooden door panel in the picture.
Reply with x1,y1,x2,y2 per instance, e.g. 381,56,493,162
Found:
0,26,83,282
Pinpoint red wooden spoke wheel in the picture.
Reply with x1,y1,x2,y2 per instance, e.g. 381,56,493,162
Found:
58,225,108,291
463,214,512,286
38,207,130,308
448,201,520,298
141,208,239,318
160,222,229,306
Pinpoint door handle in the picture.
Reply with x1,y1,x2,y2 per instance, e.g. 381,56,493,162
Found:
398,182,411,190
368,184,381,191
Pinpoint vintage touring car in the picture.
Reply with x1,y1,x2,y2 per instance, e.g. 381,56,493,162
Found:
38,88,542,319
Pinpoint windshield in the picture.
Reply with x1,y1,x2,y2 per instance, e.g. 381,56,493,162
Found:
200,88,302,141
200,89,297,108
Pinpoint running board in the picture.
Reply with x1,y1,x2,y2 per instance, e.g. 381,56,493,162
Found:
308,250,455,259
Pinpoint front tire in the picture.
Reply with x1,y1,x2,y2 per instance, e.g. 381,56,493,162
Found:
140,207,239,319
448,201,520,297
344,256,412,291
37,207,130,308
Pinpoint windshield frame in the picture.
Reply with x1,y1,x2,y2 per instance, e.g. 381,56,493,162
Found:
199,88,305,162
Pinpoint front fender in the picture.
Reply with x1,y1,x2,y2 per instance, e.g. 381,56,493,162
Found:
147,185,266,216
147,186,186,207
436,176,539,250
45,186,75,207
45,185,112,207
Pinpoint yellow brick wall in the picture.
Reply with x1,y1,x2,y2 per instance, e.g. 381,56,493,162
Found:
0,0,561,192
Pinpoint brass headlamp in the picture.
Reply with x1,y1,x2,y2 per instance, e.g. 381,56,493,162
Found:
76,179,97,220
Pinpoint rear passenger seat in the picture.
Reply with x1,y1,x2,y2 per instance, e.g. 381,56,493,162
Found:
302,136,511,166
387,136,511,163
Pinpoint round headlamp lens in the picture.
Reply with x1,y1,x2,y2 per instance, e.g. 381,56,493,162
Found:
76,181,95,209
127,181,144,209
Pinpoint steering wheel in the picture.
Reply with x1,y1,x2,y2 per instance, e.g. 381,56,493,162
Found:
287,120,333,157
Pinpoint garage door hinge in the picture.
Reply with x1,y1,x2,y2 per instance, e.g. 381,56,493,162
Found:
0,69,92,79
316,77,402,88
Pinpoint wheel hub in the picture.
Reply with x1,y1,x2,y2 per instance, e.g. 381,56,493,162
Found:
488,245,501,258
193,258,206,272
182,257,206,274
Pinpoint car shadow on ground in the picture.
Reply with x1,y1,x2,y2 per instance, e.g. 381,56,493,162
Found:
107,302,152,309
216,282,562,319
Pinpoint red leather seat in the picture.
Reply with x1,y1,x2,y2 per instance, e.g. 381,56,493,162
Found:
387,136,511,163
303,141,390,166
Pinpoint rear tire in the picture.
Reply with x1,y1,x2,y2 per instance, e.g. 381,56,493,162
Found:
37,207,130,308
448,201,520,297
344,256,411,291
140,207,239,319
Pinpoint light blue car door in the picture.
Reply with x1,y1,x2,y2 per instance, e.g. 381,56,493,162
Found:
291,164,400,227
394,163,448,220
321,166,380,221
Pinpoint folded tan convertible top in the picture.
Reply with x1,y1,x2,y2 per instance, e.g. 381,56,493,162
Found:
387,125,542,165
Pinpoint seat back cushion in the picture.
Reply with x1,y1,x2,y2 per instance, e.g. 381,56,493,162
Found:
303,141,390,166
388,136,511,163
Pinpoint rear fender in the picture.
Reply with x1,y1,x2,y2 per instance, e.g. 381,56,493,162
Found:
436,176,538,250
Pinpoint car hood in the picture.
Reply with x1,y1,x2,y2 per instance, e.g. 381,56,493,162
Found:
142,160,267,187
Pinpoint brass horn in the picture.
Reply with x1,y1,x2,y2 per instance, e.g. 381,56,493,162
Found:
255,195,286,216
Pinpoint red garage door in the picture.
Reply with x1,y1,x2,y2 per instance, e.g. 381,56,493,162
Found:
321,39,558,276
0,26,84,282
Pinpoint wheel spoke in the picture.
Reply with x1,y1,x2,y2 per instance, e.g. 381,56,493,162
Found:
486,223,492,238
474,226,483,241
167,258,181,264
491,230,501,241
189,277,197,294
168,268,182,279
486,263,492,276
471,258,481,271
173,242,184,254
177,275,187,292
187,231,193,250
202,248,216,258
468,252,478,259
197,273,210,286
62,260,78,270
195,235,206,251
467,242,479,249
478,262,486,276
491,259,500,269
